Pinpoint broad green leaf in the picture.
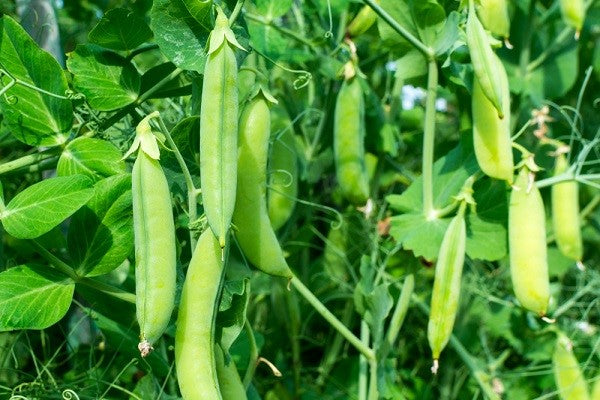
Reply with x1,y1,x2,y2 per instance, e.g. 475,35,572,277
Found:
378,0,418,50
131,374,159,400
2,175,94,239
218,278,250,354
140,62,191,99
0,16,72,146
57,137,127,181
413,0,445,47
526,42,578,100
246,19,289,62
255,0,293,18
181,0,213,30
433,11,460,56
389,213,451,260
395,50,427,81
88,8,153,51
150,0,210,73
68,174,133,277
0,264,74,331
466,179,508,261
67,44,140,111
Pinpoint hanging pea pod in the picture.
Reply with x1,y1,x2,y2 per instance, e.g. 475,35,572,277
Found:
267,107,298,231
552,153,583,262
466,1,504,118
476,0,510,39
472,52,514,183
553,333,590,400
232,85,293,278
508,167,550,316
200,7,245,248
347,0,380,37
428,203,467,373
560,0,585,36
124,112,177,358
334,62,370,206
175,229,225,400
215,344,248,400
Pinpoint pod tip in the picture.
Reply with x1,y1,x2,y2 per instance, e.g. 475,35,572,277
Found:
138,340,153,358
431,359,439,374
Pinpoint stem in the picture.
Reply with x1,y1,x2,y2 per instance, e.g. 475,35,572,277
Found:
527,27,572,72
367,359,379,400
581,194,600,220
0,151,58,176
290,275,376,362
316,300,354,387
126,44,159,61
156,116,199,248
358,320,369,400
229,0,245,24
0,70,69,100
30,240,79,280
242,319,259,388
362,0,433,59
422,59,438,219
244,13,314,47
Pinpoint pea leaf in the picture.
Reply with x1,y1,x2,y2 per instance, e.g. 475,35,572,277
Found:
57,137,127,182
67,44,140,111
0,264,74,331
68,174,133,277
88,8,153,51
255,0,293,18
0,15,72,146
150,0,210,73
2,175,95,239
181,0,213,30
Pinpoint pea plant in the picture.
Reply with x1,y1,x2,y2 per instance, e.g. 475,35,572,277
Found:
0,0,599,399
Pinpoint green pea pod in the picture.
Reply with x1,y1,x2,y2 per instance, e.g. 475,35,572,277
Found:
466,2,504,119
476,0,510,39
200,8,245,248
347,0,380,37
232,89,293,278
175,229,225,400
472,53,514,183
334,68,370,206
553,333,590,400
267,107,298,231
215,344,248,400
509,167,550,315
560,0,585,34
552,154,583,261
128,113,176,357
427,205,466,371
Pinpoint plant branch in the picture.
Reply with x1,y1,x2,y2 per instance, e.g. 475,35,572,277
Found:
229,0,245,24
423,59,438,219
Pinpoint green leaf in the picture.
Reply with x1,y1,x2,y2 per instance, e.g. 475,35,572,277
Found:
140,62,191,99
67,44,140,111
246,19,289,61
218,278,250,354
131,374,159,400
57,137,127,181
88,8,153,51
395,50,427,82
413,0,445,47
2,175,95,239
68,174,133,277
433,11,460,56
150,0,210,73
255,0,293,18
0,264,74,331
525,42,579,100
0,16,72,146
378,0,418,50
466,179,508,261
389,213,450,260
181,0,213,30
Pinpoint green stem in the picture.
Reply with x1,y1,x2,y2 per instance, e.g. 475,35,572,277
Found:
0,70,69,100
367,359,379,400
422,59,438,219
242,319,259,388
244,13,314,47
229,0,245,24
316,300,354,387
580,194,600,220
362,0,433,59
358,320,369,400
156,116,199,248
30,240,136,304
527,27,572,73
290,275,376,362
0,151,58,176
126,44,159,61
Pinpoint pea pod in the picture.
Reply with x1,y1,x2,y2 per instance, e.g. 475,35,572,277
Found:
472,53,513,183
427,204,466,371
552,154,583,262
232,88,293,278
347,0,380,37
560,0,585,34
267,107,298,231
334,64,370,206
200,8,245,248
215,345,247,399
126,112,176,357
175,229,225,400
476,0,510,39
466,1,504,118
509,167,550,315
553,333,590,400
